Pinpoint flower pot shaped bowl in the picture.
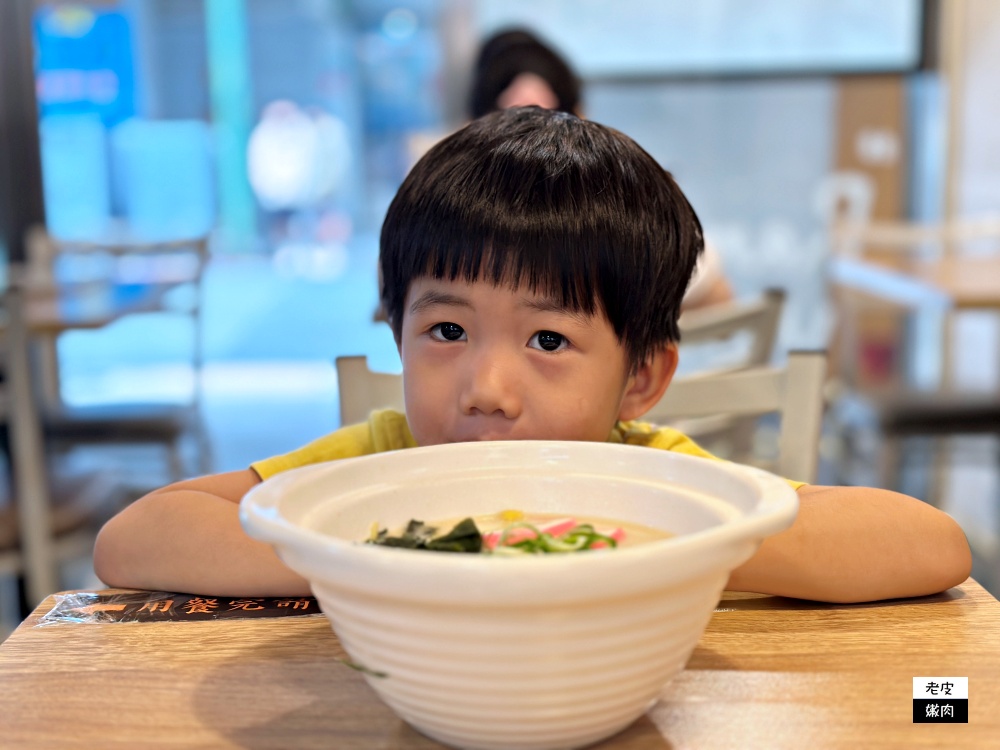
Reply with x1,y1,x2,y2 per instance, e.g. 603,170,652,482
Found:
241,440,798,750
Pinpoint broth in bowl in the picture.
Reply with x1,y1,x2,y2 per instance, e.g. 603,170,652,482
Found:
368,509,673,554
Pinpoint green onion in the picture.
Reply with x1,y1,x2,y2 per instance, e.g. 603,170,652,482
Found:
493,522,618,555
368,517,619,555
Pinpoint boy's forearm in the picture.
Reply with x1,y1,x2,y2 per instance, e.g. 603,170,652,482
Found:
727,485,972,603
94,490,311,597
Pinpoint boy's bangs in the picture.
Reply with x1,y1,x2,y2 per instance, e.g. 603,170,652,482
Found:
420,234,602,316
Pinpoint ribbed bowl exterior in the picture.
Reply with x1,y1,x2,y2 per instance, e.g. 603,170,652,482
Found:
312,570,727,750
242,441,799,750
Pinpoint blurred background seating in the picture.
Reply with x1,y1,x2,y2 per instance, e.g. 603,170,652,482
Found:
666,289,787,466
24,226,212,489
650,351,827,484
1,279,124,620
336,354,403,427
826,210,1000,507
336,346,827,485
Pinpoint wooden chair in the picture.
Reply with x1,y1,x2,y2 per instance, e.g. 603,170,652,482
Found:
677,288,785,368
335,351,826,484
644,351,828,484
825,214,1000,497
671,289,787,463
1,279,124,615
335,355,404,427
828,215,1000,390
22,226,213,483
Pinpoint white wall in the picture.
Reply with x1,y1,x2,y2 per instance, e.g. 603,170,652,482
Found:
588,79,837,351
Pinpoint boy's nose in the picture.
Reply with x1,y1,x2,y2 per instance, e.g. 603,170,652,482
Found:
459,351,522,419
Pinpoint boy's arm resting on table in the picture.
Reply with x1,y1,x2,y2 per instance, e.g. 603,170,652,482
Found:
95,470,971,603
727,484,972,603
93,469,312,597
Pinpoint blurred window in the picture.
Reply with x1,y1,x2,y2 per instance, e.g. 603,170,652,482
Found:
477,0,925,78
33,0,448,254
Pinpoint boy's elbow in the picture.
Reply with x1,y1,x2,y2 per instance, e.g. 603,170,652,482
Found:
93,511,158,590
929,517,972,594
882,514,972,603
813,506,972,604
93,518,131,589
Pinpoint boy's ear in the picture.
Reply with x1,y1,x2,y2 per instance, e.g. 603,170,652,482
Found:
617,343,679,422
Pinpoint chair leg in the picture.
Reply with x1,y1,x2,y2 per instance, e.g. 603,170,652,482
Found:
15,574,32,619
0,574,26,626
926,435,951,509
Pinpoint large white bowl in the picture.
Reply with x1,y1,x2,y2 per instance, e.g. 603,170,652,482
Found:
241,440,798,750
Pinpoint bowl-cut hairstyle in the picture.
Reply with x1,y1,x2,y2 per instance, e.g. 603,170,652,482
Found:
379,107,704,371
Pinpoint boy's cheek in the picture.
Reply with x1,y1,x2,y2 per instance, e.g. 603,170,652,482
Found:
405,408,446,447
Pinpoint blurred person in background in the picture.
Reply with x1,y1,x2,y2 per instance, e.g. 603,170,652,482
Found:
469,28,582,118
468,28,733,311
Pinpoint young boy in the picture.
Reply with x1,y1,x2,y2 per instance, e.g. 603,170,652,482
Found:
94,107,971,603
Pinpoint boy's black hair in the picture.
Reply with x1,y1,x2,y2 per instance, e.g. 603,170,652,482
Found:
469,28,581,118
379,107,704,371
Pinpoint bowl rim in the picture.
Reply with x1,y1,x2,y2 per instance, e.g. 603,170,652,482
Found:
240,439,799,576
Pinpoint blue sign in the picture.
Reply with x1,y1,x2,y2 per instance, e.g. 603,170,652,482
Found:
35,6,137,127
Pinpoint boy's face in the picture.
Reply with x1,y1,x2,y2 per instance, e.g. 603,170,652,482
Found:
399,276,643,446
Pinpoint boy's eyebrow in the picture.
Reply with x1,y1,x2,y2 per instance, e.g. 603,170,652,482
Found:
517,296,594,326
408,290,473,315
408,288,593,326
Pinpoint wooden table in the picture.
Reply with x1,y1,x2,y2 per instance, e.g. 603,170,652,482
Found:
1,581,998,748
829,215,1000,313
830,254,1000,312
906,255,1000,310
829,254,1000,390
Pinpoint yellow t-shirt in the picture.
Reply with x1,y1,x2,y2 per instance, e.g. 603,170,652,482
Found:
252,409,805,490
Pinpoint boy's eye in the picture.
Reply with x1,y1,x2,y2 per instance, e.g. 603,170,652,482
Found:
430,322,466,342
529,330,568,352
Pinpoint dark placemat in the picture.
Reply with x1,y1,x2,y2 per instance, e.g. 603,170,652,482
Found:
38,591,323,625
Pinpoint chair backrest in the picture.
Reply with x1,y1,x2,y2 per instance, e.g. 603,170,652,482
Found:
339,292,787,426
335,356,405,426
25,224,209,412
26,224,209,289
645,350,828,483
26,223,208,340
335,350,826,483
672,290,787,461
677,288,785,369
1,271,131,613
1,278,59,604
